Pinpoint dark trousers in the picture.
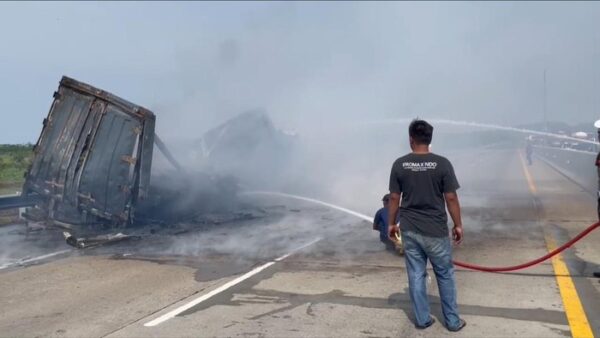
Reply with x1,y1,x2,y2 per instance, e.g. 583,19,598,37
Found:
597,197,600,220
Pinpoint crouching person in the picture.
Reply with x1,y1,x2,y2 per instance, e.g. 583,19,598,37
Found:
373,194,403,254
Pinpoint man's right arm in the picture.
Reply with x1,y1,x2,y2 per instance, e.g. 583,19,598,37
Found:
445,191,463,245
388,161,402,239
388,193,401,239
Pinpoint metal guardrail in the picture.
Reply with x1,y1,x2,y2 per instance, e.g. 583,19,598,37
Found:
0,193,42,211
534,146,596,195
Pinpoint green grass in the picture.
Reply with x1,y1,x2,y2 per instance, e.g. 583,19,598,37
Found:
0,185,22,195
0,144,33,186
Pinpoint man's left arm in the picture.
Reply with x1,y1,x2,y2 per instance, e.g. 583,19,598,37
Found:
445,192,463,245
443,160,463,245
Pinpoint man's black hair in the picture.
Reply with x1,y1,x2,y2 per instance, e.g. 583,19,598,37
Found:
409,119,434,145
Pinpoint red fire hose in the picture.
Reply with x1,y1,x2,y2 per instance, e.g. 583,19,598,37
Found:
452,221,600,272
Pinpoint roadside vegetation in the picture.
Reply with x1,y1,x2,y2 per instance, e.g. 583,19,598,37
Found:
0,144,32,224
0,144,33,194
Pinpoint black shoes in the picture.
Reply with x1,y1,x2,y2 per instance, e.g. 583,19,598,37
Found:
415,317,467,332
593,272,600,278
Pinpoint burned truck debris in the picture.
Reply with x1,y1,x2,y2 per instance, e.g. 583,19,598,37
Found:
0,76,292,248
195,110,297,188
63,231,138,249
15,76,156,228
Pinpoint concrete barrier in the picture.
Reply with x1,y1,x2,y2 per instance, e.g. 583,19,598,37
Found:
534,146,597,194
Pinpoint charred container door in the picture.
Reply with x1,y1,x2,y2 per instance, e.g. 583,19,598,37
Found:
78,105,140,221
25,76,155,226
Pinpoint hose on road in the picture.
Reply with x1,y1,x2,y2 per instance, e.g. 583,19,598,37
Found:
452,221,600,272
242,191,600,273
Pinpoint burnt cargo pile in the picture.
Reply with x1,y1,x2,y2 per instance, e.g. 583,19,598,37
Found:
194,110,296,189
137,110,296,225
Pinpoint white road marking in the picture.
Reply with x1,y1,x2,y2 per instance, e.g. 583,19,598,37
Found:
143,237,322,327
0,249,71,270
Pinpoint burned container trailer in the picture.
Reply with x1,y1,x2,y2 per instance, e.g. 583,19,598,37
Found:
20,76,155,227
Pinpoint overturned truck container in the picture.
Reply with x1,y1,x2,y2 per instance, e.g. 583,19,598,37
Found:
19,76,156,227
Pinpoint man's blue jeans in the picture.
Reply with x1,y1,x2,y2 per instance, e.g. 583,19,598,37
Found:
401,231,461,329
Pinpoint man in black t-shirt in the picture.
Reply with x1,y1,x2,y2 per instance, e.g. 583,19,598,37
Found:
387,119,466,332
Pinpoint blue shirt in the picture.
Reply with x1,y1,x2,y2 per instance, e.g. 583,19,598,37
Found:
374,207,399,243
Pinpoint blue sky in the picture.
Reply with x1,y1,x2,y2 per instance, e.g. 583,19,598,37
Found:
1,1,599,143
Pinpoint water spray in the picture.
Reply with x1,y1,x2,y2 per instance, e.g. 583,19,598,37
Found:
363,118,600,146
242,191,600,273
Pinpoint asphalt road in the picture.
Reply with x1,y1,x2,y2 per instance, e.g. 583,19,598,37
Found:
0,147,599,338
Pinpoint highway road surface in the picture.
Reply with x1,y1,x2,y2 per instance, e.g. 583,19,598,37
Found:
1,147,599,338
